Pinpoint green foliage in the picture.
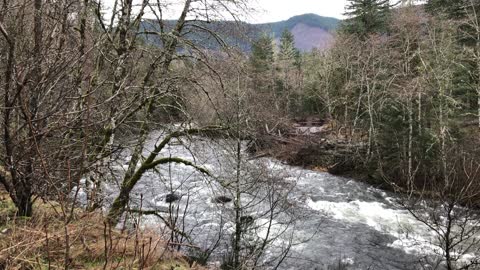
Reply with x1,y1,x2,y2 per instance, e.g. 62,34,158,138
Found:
376,100,440,180
250,33,275,95
249,29,304,116
302,48,349,117
425,0,466,18
278,29,301,67
297,2,480,189
250,33,275,73
259,13,340,38
426,0,480,45
140,14,341,53
272,29,302,115
341,0,391,37
452,57,478,111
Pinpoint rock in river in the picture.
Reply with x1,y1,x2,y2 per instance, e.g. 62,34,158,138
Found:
213,196,232,204
166,193,181,203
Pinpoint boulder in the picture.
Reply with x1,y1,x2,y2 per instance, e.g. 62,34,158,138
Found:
240,216,254,226
165,193,181,203
213,196,232,204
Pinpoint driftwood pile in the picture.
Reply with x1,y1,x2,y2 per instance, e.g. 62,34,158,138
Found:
250,119,367,172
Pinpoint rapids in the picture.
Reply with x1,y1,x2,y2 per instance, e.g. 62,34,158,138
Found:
97,130,470,269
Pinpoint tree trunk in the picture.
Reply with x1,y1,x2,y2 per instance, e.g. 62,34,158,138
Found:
233,75,243,270
105,0,193,226
439,85,448,187
478,89,480,130
444,203,454,270
107,188,131,225
16,188,33,217
1,26,15,199
476,30,480,130
408,95,414,190
366,83,375,160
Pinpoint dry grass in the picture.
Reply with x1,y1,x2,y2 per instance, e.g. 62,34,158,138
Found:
0,193,205,270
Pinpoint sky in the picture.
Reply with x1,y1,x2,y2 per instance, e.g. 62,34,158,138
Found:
101,0,348,23
252,0,347,22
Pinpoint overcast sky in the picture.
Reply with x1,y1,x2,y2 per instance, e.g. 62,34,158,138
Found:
102,0,348,23
253,0,347,22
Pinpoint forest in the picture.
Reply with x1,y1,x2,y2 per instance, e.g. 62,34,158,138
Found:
1,0,480,269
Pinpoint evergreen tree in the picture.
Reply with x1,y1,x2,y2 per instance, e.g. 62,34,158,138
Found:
250,33,274,74
250,33,275,95
276,29,301,114
426,0,480,126
278,29,301,68
425,0,465,18
342,0,391,37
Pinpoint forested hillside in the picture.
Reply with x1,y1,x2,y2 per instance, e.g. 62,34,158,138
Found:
140,13,339,51
259,13,339,33
245,1,480,268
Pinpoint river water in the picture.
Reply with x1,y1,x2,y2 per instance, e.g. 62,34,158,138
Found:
100,130,461,270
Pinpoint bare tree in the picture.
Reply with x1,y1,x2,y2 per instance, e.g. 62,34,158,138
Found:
400,149,480,270
0,0,101,216
397,12,480,270
85,0,254,225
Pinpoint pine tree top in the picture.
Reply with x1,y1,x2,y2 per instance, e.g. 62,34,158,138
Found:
342,0,392,38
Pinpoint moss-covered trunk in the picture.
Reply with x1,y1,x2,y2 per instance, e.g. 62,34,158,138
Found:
106,185,132,225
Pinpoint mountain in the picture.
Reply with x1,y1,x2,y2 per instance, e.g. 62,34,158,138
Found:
260,14,340,51
140,14,341,52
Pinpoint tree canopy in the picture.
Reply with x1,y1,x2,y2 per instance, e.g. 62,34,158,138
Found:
342,0,391,37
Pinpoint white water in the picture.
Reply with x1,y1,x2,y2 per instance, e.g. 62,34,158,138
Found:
99,130,474,269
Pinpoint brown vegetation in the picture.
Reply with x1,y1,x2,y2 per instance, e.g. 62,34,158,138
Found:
0,191,203,269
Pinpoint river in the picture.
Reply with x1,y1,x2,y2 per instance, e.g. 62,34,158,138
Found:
100,130,463,270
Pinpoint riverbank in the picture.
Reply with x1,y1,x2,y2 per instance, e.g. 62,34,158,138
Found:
0,191,203,269
247,123,392,191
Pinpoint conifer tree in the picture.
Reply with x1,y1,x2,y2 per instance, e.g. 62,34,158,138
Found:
426,0,480,128
250,33,274,74
425,0,465,18
276,29,301,114
342,0,391,37
278,29,301,68
250,33,275,94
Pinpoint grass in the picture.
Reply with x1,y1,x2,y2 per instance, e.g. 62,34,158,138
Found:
0,192,204,269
